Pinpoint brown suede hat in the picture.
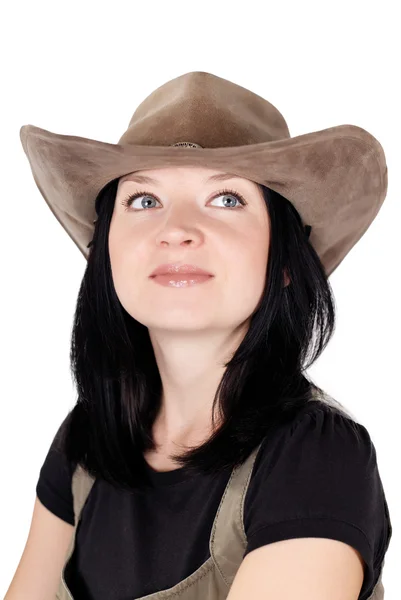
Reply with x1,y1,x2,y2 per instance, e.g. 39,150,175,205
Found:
19,70,388,277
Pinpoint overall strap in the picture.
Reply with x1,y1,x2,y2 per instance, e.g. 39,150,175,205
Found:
71,464,96,526
57,464,96,599
210,441,263,587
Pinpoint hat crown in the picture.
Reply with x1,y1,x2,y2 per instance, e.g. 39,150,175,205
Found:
118,71,291,149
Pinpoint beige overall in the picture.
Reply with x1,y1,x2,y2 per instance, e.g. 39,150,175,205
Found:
55,441,386,600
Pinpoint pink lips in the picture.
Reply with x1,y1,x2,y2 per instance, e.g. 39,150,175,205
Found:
149,263,214,288
150,263,213,277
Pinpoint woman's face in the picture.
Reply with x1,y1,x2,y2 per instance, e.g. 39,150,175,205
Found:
108,166,270,331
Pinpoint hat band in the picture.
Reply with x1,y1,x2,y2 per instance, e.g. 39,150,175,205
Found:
170,141,203,148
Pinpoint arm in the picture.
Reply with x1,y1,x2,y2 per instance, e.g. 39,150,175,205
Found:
4,495,74,600
226,536,364,600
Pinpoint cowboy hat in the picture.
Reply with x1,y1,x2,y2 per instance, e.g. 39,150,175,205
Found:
19,70,388,277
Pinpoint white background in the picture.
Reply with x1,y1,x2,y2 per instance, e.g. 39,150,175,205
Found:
1,1,399,598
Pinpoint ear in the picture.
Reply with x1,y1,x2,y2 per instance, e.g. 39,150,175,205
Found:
283,269,290,287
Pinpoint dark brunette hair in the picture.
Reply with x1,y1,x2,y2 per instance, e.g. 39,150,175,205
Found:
58,176,336,491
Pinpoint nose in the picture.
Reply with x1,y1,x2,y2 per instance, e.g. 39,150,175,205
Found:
156,229,202,247
154,202,204,247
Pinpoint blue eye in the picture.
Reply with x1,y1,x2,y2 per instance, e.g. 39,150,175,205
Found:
209,189,247,209
120,188,247,211
121,192,159,210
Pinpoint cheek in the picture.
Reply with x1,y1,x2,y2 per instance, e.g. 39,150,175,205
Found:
217,222,269,319
229,245,268,311
108,231,145,312
234,222,269,279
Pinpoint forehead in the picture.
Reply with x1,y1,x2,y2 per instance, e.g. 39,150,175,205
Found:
119,167,254,187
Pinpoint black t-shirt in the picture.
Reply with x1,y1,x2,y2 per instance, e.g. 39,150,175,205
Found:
36,400,392,600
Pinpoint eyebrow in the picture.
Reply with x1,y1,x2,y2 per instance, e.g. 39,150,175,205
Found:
121,172,246,185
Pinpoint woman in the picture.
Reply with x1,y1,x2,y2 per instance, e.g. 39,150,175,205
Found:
13,71,392,600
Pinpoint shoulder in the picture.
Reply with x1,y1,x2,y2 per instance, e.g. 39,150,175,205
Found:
244,396,387,546
247,398,381,505
252,397,377,473
242,398,392,600
243,397,391,590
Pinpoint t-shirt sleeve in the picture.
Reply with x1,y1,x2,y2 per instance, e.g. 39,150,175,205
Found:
243,403,393,600
36,413,75,526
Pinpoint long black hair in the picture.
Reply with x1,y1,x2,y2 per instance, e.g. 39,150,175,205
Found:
58,176,337,491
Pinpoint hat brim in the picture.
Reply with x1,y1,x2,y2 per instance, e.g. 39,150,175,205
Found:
20,123,387,277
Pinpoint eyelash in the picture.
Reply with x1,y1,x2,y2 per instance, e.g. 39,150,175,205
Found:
120,188,247,211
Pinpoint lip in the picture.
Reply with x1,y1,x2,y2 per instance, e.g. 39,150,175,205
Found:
150,263,214,277
151,274,214,288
